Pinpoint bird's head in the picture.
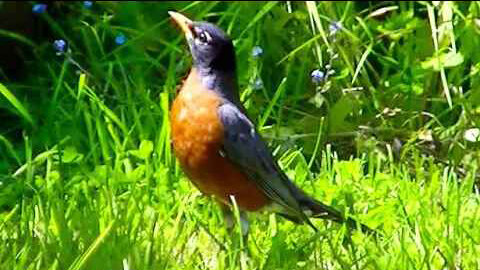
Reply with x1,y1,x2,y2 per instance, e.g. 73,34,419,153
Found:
169,11,236,73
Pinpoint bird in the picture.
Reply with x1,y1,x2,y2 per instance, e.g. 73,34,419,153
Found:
168,11,376,237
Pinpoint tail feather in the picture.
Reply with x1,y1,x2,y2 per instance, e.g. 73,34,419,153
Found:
284,179,379,235
303,197,378,235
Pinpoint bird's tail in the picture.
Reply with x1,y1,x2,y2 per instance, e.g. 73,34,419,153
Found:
300,196,377,235
285,181,378,235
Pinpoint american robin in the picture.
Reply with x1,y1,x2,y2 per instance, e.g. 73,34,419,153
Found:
168,11,374,236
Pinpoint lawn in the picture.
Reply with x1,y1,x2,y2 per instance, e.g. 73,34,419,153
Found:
1,1,479,269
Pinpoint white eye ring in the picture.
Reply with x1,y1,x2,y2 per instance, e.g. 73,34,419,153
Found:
196,31,212,44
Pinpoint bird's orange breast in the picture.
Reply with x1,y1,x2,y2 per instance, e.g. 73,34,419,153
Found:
170,69,269,211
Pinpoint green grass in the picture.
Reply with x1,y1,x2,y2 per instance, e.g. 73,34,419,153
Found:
1,1,480,269
2,142,479,269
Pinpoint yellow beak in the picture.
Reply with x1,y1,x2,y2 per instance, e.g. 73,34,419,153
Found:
168,11,194,39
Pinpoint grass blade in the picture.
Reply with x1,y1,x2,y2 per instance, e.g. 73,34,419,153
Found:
258,78,287,129
0,83,34,125
67,221,115,270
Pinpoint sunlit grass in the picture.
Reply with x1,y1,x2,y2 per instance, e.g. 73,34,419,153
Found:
1,1,480,270
2,138,479,269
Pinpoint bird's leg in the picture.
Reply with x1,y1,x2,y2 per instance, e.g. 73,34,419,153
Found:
220,203,249,239
219,203,250,268
220,204,235,231
239,211,249,238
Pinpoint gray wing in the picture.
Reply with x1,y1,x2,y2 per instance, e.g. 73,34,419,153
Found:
220,102,378,234
218,102,309,222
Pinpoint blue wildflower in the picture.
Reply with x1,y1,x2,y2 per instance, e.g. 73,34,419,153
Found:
252,46,263,58
311,69,325,84
83,1,93,8
329,21,342,36
32,3,47,14
115,34,126,45
252,77,263,90
53,39,67,53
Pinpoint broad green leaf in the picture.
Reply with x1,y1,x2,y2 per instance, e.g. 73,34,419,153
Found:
421,51,464,71
328,95,354,133
442,51,464,67
139,140,154,158
61,146,84,163
129,140,154,160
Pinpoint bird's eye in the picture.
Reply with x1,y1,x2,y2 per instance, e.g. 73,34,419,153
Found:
197,31,211,44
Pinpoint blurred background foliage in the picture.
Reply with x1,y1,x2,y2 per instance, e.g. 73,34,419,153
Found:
1,1,480,203
1,2,480,269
